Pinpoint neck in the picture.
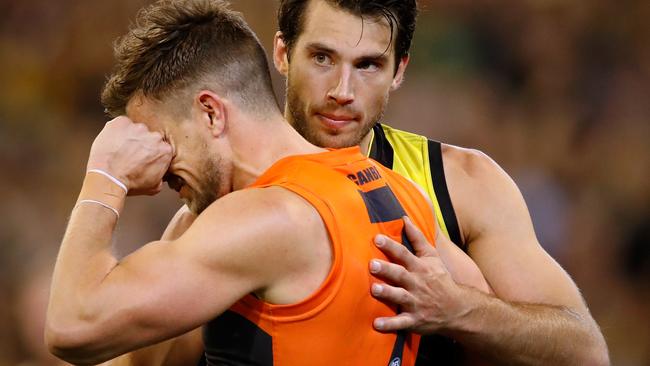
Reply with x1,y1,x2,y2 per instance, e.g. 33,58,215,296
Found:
359,129,375,156
230,112,325,190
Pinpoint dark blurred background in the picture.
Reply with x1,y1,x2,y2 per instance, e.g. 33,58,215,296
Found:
0,0,648,365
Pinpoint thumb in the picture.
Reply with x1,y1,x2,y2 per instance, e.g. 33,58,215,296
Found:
403,216,437,258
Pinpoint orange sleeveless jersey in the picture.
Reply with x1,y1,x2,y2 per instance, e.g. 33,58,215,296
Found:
203,147,438,366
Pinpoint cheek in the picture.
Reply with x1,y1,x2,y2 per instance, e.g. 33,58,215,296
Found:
292,70,326,100
359,83,390,110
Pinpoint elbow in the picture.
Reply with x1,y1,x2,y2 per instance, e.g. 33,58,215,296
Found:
591,353,611,366
45,321,90,364
45,322,82,363
585,333,610,366
575,321,610,366
578,346,610,366
46,293,120,364
45,320,109,365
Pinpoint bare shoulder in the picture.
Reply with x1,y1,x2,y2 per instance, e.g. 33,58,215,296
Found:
440,144,514,190
187,186,323,248
179,187,330,291
440,144,533,246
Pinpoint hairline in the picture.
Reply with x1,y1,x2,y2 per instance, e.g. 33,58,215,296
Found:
284,0,406,73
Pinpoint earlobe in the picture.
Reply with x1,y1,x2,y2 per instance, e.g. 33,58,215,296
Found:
273,31,289,77
391,55,410,91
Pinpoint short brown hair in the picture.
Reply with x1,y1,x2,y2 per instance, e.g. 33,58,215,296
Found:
278,0,418,71
102,0,278,118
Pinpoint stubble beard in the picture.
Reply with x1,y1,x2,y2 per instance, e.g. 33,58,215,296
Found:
286,76,387,149
188,155,222,215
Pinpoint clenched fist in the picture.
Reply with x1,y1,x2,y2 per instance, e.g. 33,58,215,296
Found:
86,116,173,195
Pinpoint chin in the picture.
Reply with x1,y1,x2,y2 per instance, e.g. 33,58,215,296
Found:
318,133,361,149
187,192,221,215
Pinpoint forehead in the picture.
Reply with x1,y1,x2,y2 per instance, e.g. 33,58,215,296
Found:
125,94,167,132
297,0,395,58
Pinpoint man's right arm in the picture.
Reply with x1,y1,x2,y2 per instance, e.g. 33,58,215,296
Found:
103,206,203,366
369,145,608,365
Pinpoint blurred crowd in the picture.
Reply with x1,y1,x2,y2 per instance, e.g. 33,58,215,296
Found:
0,0,648,365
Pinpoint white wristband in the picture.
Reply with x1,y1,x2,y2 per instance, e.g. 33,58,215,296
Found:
76,199,120,219
87,169,128,194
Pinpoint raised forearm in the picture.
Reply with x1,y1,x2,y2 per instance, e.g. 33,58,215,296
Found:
47,117,173,364
448,287,609,366
46,175,125,362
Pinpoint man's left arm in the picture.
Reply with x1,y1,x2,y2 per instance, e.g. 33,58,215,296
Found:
45,118,296,365
370,147,609,365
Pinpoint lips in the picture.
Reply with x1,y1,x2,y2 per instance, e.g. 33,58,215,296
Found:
316,112,357,130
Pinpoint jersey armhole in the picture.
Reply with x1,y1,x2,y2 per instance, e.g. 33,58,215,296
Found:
426,140,465,251
235,182,344,321
369,123,394,168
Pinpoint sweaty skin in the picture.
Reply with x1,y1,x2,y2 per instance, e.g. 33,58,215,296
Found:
48,91,490,365
46,96,339,364
107,1,608,365
276,1,608,365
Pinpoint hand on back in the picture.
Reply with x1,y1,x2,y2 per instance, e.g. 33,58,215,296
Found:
369,217,491,335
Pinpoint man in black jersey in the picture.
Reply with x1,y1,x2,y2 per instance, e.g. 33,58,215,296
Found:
111,0,608,365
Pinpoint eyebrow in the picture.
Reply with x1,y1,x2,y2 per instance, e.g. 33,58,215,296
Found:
305,42,390,64
305,42,337,55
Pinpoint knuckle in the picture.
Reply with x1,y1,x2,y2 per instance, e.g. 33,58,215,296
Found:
152,131,165,140
395,267,409,284
393,243,407,257
414,311,427,326
399,290,411,305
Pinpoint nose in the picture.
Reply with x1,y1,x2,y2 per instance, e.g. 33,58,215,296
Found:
327,66,354,106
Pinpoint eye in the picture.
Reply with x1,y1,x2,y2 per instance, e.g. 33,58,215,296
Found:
313,53,332,66
357,60,381,72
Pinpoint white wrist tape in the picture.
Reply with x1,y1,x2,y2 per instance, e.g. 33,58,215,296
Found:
87,169,128,194
76,199,120,219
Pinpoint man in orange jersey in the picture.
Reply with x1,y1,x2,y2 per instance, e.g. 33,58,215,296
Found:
45,1,490,365
109,1,608,365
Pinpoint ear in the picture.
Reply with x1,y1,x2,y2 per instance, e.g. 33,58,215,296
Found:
273,31,290,77
390,55,410,91
196,91,227,138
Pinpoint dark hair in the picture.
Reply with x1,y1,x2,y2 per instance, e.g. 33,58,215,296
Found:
102,0,278,117
278,0,418,70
